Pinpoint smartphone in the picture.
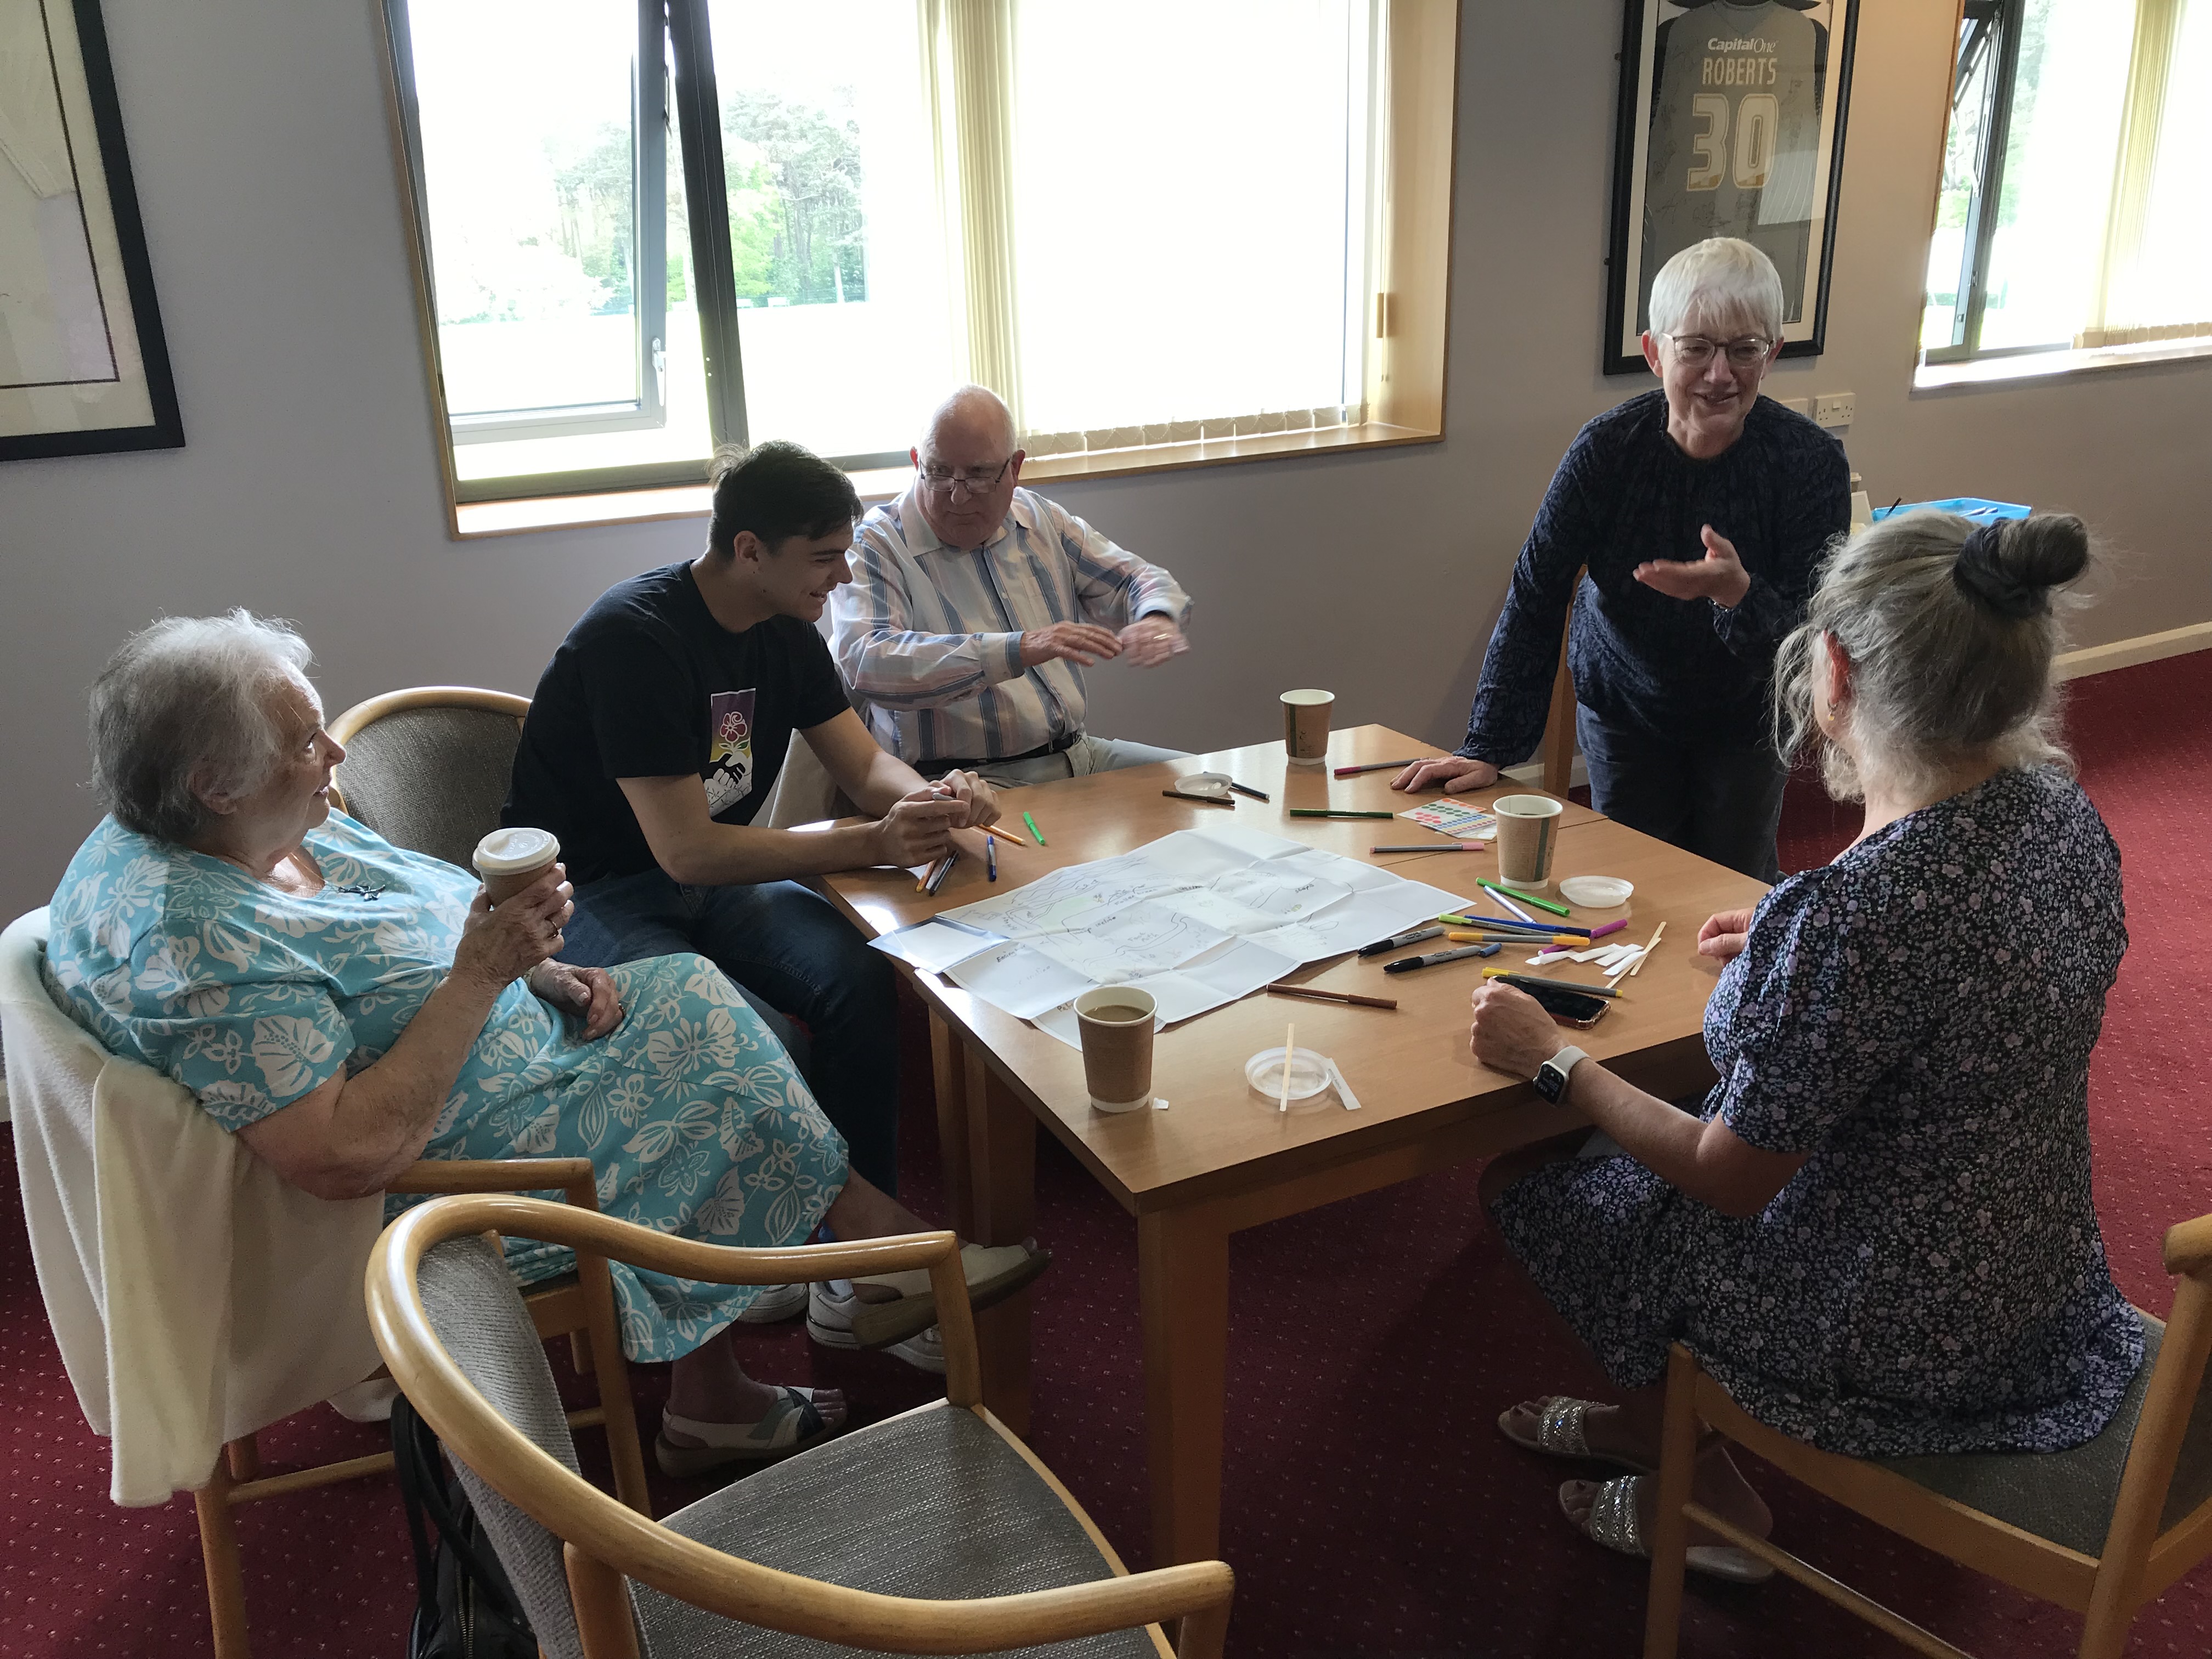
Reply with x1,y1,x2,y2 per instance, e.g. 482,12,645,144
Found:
1520,981,1611,1029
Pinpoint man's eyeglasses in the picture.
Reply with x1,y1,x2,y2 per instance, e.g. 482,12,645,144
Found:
1663,333,1775,369
916,457,1013,496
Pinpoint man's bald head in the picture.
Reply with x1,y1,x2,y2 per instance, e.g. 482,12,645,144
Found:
920,384,1017,458
911,383,1024,548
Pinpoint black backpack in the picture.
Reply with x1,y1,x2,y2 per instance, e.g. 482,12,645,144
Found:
391,1395,540,1659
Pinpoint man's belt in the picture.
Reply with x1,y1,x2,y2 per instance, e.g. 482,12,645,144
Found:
914,731,1080,776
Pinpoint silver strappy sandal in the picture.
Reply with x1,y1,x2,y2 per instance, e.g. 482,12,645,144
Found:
1497,1396,1657,1475
1565,1475,1775,1585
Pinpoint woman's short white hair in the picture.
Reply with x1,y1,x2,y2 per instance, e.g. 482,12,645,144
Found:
89,611,315,844
1648,238,1786,342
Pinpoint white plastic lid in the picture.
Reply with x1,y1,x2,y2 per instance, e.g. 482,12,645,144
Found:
1558,875,1634,910
1176,771,1233,798
472,826,560,875
1244,1045,1333,1101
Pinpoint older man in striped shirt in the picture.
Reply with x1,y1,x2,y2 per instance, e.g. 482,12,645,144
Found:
830,385,1194,787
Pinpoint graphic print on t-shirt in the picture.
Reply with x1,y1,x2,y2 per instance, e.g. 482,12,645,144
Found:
704,690,755,818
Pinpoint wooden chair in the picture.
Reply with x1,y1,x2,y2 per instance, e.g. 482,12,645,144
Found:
326,686,531,868
369,1193,1237,1658
195,1156,651,1659
1643,1211,2212,1659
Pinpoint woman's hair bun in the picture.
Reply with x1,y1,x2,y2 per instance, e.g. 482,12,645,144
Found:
1991,513,2090,591
1951,513,2088,619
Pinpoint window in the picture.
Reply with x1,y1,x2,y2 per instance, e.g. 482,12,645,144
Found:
380,1,1455,511
1924,0,2212,365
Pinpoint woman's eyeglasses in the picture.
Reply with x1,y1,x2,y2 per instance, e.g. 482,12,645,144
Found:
1663,333,1775,369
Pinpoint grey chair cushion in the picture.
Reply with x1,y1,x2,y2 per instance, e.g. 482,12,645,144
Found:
335,706,522,870
633,1403,1159,1658
1878,1308,2212,1557
417,1237,587,1659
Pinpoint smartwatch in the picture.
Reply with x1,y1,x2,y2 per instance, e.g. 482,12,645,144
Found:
1532,1046,1589,1104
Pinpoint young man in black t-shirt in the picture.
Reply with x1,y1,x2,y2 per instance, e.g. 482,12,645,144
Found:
506,442,1002,1213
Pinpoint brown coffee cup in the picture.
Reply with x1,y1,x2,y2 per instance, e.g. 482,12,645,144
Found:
1075,985,1157,1113
1281,689,1334,767
1491,794,1564,888
473,827,561,905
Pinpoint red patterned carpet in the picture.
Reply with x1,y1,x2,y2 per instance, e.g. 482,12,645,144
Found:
2,652,2207,1658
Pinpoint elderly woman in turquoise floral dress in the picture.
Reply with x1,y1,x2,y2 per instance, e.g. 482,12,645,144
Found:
46,612,1044,1477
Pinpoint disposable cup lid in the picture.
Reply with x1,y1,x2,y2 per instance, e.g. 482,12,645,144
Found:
1244,1046,1333,1100
473,827,559,874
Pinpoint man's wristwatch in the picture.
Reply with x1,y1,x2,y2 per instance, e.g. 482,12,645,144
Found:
1532,1046,1589,1104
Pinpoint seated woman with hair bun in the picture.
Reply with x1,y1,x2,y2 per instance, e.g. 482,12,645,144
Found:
43,612,1041,1476
1465,512,2141,1579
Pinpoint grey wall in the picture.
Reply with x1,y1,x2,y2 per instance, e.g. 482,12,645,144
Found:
4,1,2208,921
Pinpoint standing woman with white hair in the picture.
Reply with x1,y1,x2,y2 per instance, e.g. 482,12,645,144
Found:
1397,237,1848,881
1465,511,2140,1578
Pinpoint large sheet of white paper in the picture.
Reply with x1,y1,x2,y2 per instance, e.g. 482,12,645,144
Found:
943,940,1096,1021
933,827,1471,1041
868,917,1004,974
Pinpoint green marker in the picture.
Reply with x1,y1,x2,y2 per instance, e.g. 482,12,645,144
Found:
1023,810,1045,847
1479,878,1571,918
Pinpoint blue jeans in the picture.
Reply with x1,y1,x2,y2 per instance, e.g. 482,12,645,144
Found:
561,869,902,1193
1575,706,1786,883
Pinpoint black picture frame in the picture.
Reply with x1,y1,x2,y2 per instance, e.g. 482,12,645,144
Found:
1601,0,1858,376
0,0,184,461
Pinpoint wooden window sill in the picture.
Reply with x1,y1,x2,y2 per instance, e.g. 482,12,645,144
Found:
450,421,1442,539
1913,335,2212,394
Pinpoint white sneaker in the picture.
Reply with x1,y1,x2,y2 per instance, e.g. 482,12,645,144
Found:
807,1281,947,1375
737,1282,809,1324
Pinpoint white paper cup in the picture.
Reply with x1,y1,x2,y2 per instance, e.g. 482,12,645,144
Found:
1281,689,1334,766
1075,986,1156,1113
473,827,560,904
1492,794,1564,888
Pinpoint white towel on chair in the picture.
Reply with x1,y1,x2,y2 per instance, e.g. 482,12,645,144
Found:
1,909,383,1506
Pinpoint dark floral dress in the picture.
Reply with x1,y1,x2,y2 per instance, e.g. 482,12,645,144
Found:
1492,766,2143,1456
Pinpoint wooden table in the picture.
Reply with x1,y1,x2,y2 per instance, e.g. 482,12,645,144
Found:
818,724,1766,1570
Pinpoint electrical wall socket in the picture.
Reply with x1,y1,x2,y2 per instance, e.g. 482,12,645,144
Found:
1814,392,1857,428
1774,396,1810,416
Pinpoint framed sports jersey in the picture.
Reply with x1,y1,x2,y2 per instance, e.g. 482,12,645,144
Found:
1601,0,1858,375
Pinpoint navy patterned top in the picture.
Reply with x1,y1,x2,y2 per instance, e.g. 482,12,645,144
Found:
1492,766,2143,1456
1458,391,1849,765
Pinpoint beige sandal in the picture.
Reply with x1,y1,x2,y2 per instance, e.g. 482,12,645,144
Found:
833,1240,1052,1350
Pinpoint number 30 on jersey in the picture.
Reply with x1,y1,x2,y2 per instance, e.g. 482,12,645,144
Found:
1687,92,1778,191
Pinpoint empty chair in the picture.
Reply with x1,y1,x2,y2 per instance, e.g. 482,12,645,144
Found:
370,1192,1235,1658
327,685,531,867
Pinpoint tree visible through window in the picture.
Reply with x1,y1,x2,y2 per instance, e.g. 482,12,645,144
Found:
724,89,867,307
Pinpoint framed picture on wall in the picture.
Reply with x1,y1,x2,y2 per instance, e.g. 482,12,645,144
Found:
0,0,183,460
1601,0,1859,375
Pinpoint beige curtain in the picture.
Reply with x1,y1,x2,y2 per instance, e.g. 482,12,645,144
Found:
921,0,1023,428
2078,0,2210,346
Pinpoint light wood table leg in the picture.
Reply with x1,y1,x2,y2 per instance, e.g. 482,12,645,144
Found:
928,1008,975,1239
964,1047,1035,1435
1139,1202,1232,1571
